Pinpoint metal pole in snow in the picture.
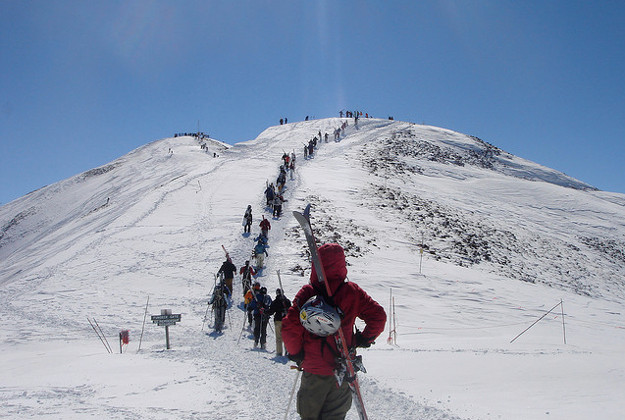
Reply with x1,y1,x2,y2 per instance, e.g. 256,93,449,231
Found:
510,301,562,343
387,289,393,343
392,295,397,345
419,232,424,274
137,295,149,353
561,299,566,344
165,325,171,350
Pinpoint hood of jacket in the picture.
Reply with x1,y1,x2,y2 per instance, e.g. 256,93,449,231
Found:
310,243,348,294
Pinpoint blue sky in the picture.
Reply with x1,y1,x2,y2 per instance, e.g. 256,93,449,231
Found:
1,1,624,205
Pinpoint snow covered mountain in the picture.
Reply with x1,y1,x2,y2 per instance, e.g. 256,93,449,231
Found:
1,118,624,419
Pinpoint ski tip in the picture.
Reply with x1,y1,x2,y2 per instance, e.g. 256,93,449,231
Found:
293,204,312,221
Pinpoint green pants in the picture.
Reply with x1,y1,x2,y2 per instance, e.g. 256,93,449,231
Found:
297,371,352,420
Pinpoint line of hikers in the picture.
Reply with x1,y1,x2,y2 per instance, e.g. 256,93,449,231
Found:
174,131,210,139
212,150,299,346
208,120,388,420
264,153,295,218
241,205,272,274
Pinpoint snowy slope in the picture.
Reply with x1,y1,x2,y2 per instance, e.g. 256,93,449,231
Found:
0,118,624,420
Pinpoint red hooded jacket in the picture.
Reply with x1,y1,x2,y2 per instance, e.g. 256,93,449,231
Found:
282,243,386,376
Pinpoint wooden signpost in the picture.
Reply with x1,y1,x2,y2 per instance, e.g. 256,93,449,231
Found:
151,309,181,349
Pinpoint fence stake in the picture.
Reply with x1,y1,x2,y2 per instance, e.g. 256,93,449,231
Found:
561,299,566,344
137,295,149,353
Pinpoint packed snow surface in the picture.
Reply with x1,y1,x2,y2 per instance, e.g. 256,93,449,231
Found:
1,118,624,419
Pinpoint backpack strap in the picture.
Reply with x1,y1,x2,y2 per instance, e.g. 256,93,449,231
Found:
312,281,347,317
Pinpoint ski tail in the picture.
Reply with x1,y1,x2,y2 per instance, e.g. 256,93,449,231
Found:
292,206,326,286
221,244,231,262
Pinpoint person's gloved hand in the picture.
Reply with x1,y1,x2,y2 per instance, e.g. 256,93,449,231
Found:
354,331,373,348
288,350,304,365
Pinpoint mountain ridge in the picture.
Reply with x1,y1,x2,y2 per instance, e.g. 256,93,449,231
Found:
0,117,624,419
1,118,623,298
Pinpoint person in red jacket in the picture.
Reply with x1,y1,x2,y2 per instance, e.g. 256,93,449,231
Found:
259,216,271,238
282,243,386,420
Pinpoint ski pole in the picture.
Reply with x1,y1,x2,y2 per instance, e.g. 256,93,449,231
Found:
93,318,113,353
88,317,111,353
237,310,248,345
226,303,233,328
202,299,211,331
285,366,302,420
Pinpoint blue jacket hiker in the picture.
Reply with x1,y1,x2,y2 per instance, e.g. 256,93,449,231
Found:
254,241,268,269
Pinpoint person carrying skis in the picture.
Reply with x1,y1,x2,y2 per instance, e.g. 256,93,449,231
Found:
243,205,253,233
254,231,268,245
217,258,237,298
265,183,276,207
282,243,386,420
248,286,272,349
244,282,261,327
267,288,291,356
239,260,257,296
273,194,286,218
259,216,271,238
253,240,268,269
277,170,287,194
254,234,269,253
208,275,229,332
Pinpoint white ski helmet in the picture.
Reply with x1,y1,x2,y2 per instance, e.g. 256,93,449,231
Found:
299,296,341,337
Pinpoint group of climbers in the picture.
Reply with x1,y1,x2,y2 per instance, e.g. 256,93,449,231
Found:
204,116,387,420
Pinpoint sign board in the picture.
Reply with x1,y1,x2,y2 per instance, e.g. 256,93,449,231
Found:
151,310,181,350
151,314,181,322
156,320,179,327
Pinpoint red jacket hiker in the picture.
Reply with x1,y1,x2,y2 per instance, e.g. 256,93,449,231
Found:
259,217,271,232
282,243,386,376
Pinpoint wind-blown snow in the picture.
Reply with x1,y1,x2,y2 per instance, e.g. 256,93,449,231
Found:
1,118,623,419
